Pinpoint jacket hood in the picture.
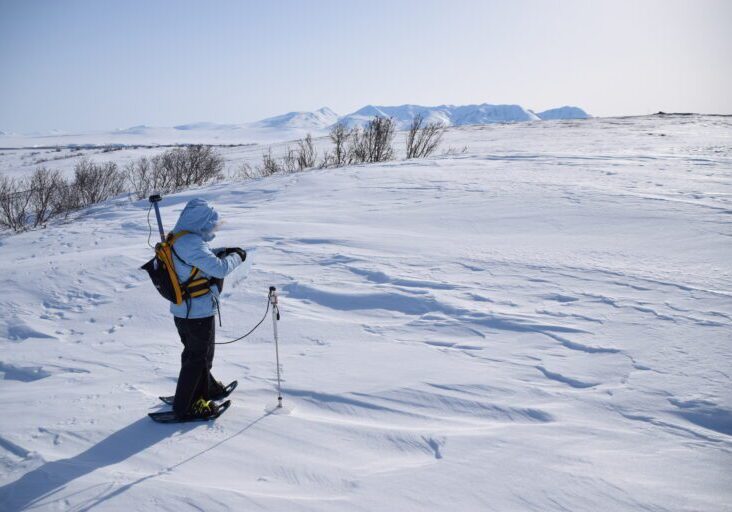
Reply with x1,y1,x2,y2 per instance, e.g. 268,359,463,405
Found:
172,198,219,241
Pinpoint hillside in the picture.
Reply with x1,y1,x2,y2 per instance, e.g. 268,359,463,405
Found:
0,115,730,511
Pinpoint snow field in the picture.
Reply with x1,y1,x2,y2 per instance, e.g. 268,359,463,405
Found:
0,115,730,511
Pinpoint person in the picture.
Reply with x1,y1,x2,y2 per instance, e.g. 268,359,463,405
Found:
167,198,246,420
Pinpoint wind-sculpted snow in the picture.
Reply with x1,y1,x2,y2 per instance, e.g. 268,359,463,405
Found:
0,115,730,511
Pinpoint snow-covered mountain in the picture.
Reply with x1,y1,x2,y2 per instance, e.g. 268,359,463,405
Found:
338,103,547,129
173,122,241,131
536,106,591,120
0,103,592,147
338,105,452,129
113,124,155,135
253,107,339,131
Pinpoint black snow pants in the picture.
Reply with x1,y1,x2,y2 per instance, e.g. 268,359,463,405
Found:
173,316,224,416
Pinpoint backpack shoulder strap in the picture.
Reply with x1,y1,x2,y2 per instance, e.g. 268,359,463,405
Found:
166,231,203,283
166,230,190,245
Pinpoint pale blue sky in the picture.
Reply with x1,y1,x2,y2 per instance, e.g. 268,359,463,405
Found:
1,0,730,132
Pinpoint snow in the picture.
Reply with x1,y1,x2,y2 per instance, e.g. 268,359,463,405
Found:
0,115,731,511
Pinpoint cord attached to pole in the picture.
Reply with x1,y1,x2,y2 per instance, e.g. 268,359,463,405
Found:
215,294,271,345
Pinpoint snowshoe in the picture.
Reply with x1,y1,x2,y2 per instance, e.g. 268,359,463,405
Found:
149,399,232,424
158,380,237,406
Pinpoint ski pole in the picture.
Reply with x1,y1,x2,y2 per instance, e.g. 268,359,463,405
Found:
269,286,283,408
149,194,165,243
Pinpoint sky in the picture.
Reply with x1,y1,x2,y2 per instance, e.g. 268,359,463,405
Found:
1,0,730,133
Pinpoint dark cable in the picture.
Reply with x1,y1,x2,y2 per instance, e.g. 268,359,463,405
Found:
215,295,271,345
146,203,154,249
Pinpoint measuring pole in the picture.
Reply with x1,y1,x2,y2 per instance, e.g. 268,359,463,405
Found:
269,286,283,408
149,194,166,242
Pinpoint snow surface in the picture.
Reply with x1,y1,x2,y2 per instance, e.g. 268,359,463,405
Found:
0,115,731,511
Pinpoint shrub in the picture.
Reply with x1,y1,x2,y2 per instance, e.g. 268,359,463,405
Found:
329,122,351,167
296,134,317,170
125,146,225,199
154,145,224,191
28,167,65,227
405,114,445,159
282,146,298,174
0,167,71,231
349,116,395,164
228,162,259,180
125,156,172,200
0,174,32,231
74,158,125,206
259,148,281,177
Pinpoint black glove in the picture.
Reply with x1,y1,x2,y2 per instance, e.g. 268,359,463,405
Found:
211,277,224,293
223,247,246,261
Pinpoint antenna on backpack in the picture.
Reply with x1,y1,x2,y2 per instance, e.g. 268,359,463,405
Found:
149,194,166,243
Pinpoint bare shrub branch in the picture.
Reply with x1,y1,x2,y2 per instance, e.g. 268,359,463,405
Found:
154,145,224,191
0,174,32,231
282,146,298,174
296,134,317,170
125,146,224,199
28,167,65,227
405,114,446,159
259,148,281,177
329,123,351,167
228,162,259,180
319,150,333,169
348,116,395,164
73,158,125,206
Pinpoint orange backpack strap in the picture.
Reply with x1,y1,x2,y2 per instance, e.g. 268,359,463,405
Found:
166,230,190,244
166,230,212,302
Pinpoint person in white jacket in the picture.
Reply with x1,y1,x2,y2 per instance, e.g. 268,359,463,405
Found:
167,198,245,419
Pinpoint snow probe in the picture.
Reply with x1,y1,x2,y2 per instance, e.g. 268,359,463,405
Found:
269,286,284,409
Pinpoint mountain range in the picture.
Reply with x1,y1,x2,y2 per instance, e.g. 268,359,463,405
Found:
1,104,590,139
258,104,590,131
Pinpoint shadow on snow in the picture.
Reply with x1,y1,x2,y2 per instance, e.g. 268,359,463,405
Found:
0,412,270,511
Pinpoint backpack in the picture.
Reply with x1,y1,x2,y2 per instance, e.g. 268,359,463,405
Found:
141,231,213,305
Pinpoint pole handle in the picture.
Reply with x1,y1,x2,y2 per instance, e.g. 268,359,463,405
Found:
149,194,166,243
269,286,280,319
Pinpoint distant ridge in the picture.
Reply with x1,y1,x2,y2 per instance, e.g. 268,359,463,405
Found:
0,103,592,141
337,103,589,129
254,107,339,130
535,106,591,120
